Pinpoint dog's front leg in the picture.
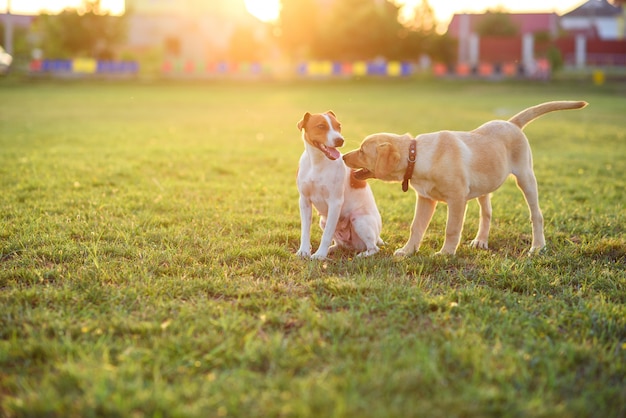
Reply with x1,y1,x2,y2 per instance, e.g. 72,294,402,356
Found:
395,194,437,257
297,195,313,258
470,194,492,250
437,198,468,255
312,199,342,260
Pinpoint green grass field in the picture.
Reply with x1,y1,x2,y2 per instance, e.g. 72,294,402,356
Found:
0,79,624,417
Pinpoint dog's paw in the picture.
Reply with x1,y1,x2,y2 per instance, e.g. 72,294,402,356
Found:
434,250,456,256
393,248,412,257
470,239,489,250
310,252,329,261
296,249,311,259
356,247,380,258
527,245,547,256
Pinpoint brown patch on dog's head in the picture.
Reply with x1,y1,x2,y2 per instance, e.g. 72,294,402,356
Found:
297,111,343,160
297,112,311,131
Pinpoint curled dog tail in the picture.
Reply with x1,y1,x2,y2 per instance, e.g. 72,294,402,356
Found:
508,101,588,129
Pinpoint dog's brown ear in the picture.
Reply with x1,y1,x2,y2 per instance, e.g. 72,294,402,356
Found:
297,112,311,131
375,143,401,179
326,110,336,117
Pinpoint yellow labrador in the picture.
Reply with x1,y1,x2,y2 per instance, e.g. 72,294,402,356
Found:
343,101,587,256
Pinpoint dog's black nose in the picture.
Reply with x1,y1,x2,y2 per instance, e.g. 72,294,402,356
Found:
335,137,344,147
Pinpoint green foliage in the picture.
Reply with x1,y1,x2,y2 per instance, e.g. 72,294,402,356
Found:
426,33,457,65
0,80,624,417
476,10,519,37
314,0,405,60
0,22,30,61
35,0,126,59
547,46,564,72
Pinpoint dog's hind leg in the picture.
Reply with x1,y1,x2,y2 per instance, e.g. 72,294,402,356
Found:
514,171,546,254
470,194,492,250
352,215,381,257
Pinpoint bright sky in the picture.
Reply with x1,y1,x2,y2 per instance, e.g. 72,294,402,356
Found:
1,0,587,24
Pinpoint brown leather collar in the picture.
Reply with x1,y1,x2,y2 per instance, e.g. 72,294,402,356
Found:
402,139,417,192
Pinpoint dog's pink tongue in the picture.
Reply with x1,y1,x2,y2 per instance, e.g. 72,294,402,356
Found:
328,147,341,160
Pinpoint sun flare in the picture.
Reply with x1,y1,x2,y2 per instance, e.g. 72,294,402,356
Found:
244,0,280,22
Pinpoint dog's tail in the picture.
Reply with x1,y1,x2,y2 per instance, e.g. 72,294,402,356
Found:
508,101,588,129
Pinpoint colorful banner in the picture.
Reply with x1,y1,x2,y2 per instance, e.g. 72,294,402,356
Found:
31,59,549,79
31,59,138,75
162,60,268,77
73,58,97,74
294,60,411,77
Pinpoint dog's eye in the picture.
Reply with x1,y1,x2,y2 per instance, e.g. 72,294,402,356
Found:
317,124,326,130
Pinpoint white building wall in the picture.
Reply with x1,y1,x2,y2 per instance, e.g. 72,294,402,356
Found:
561,16,620,40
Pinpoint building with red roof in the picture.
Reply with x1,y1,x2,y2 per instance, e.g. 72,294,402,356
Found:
447,13,560,38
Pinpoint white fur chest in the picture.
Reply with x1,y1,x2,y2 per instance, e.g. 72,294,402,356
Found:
297,151,347,215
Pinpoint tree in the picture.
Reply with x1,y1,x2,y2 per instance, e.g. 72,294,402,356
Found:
313,0,405,60
394,0,441,61
426,34,456,65
0,22,30,61
35,0,126,60
276,0,321,59
475,10,519,37
400,0,436,33
229,26,264,62
276,0,447,61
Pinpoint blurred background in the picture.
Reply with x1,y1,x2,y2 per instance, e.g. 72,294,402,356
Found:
1,0,625,81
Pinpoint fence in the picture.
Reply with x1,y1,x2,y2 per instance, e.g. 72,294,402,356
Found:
432,60,550,79
158,59,413,78
158,59,538,79
30,58,549,79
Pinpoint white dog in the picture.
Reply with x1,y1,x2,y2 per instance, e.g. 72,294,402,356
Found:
343,101,587,256
296,111,383,260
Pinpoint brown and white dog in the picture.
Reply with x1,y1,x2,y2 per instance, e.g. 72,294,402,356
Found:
342,101,587,256
296,111,383,260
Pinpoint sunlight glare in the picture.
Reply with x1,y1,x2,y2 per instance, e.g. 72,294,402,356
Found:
0,0,124,14
244,0,280,22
